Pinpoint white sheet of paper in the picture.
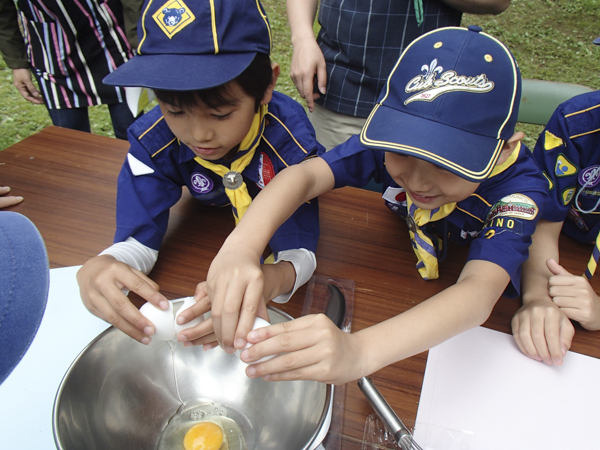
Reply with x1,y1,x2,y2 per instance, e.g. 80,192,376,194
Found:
0,266,109,448
414,326,600,450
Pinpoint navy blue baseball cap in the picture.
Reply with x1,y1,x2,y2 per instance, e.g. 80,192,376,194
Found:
104,0,272,90
360,26,521,182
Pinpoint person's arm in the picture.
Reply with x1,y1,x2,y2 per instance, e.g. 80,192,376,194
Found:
241,259,509,384
206,157,335,352
440,0,510,15
78,129,184,344
512,219,575,365
547,258,600,331
286,0,326,112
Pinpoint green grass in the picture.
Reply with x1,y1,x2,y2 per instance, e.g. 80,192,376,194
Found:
2,0,599,150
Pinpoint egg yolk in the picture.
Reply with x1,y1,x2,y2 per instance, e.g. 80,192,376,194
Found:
183,421,224,450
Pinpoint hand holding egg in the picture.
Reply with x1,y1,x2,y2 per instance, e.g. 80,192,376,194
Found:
140,297,204,342
237,317,277,364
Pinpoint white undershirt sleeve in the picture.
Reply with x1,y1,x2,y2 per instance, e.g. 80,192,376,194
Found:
271,248,317,304
99,237,159,275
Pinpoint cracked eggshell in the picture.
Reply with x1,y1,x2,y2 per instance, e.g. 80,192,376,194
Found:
140,301,176,341
174,297,204,334
239,317,276,363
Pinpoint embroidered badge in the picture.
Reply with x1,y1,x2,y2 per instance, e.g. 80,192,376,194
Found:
257,153,275,189
383,186,407,205
483,218,524,238
542,172,554,191
153,0,195,39
404,59,494,104
486,194,538,223
543,130,564,150
579,165,600,188
561,187,576,205
190,173,213,194
555,154,578,177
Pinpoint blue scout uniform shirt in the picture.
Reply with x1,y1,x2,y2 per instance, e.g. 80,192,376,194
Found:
115,91,323,254
532,91,600,245
321,135,549,297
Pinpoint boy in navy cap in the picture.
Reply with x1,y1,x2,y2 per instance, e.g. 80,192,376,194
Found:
204,26,549,383
77,0,323,347
513,89,600,367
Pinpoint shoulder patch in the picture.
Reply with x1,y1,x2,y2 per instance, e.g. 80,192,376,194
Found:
561,187,576,205
486,194,538,223
257,152,275,189
555,154,578,177
543,130,564,150
127,153,155,176
542,172,554,190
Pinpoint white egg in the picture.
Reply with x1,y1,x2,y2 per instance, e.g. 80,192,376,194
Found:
174,297,204,334
140,301,176,341
239,316,277,364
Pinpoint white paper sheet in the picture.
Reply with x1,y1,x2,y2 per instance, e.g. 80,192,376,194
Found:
414,326,600,450
0,266,109,449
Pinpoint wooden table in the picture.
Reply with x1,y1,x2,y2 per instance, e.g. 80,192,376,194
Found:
3,126,600,448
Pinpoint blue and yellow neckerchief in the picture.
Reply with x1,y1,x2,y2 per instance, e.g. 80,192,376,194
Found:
194,104,267,224
404,143,521,279
406,195,456,280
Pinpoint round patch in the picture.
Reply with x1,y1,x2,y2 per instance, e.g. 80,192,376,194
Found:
578,165,600,188
190,173,213,194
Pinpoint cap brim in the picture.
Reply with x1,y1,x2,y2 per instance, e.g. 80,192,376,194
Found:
103,52,257,90
360,103,505,182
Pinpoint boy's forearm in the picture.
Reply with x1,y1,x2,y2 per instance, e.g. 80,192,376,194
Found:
520,219,562,305
262,261,296,301
286,0,319,45
355,260,508,375
224,157,335,256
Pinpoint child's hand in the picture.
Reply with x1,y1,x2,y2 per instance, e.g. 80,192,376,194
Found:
206,246,273,353
511,296,574,366
176,282,217,349
547,259,600,331
240,314,363,385
77,255,169,344
0,186,23,208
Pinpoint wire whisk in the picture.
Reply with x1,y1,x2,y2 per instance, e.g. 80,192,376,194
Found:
358,377,423,450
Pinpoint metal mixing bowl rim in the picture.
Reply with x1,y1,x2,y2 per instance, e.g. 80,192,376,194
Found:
52,305,333,450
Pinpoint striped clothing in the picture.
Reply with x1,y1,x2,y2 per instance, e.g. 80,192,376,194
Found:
0,0,134,109
316,0,462,118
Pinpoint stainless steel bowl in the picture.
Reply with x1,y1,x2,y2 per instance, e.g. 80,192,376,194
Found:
53,306,332,450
